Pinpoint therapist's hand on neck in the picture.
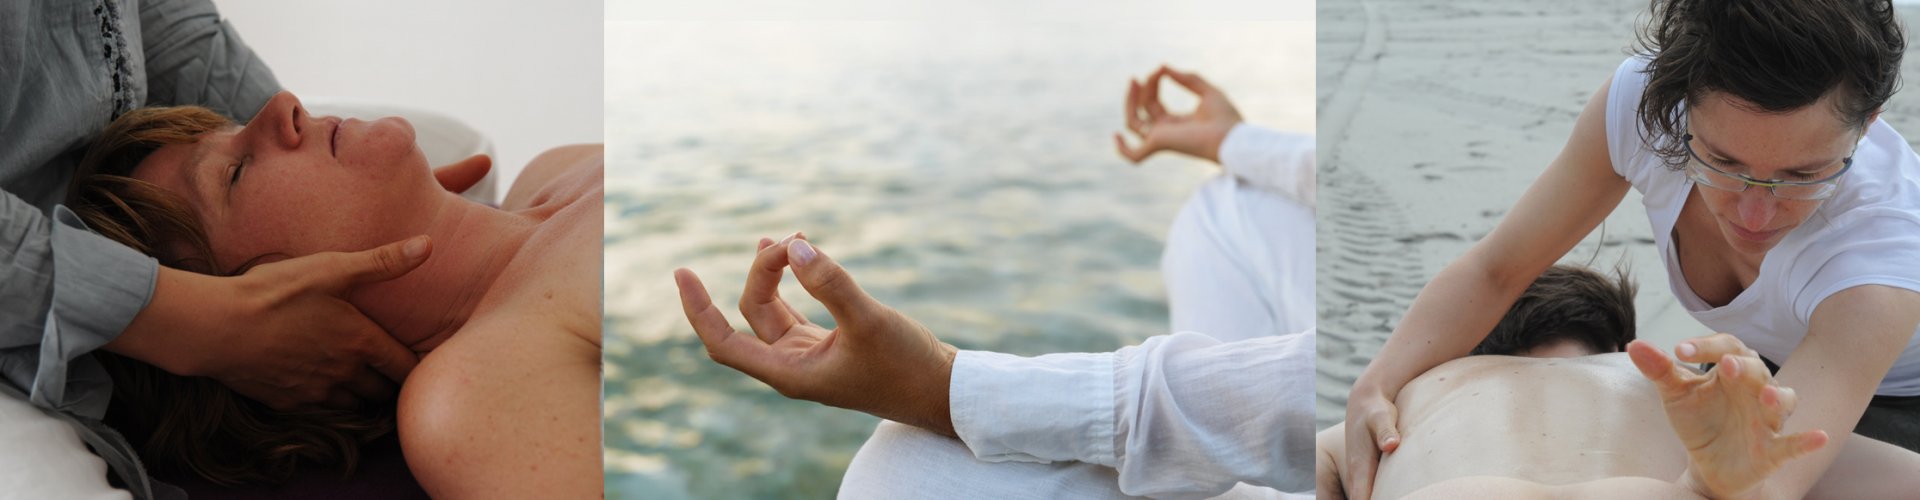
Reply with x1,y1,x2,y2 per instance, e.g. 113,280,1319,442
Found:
1113,65,1243,165
105,235,434,410
675,234,961,437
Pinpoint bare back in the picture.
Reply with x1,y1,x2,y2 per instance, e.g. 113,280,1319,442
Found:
1371,353,1689,498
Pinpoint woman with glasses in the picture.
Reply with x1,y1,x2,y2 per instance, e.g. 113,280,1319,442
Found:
1340,1,1920,499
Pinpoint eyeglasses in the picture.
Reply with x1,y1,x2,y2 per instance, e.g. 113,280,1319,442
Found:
1681,132,1855,201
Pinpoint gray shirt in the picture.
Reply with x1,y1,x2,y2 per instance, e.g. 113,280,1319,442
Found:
1,0,278,496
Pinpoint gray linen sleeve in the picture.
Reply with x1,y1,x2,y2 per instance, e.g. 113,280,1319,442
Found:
138,0,281,120
0,194,157,419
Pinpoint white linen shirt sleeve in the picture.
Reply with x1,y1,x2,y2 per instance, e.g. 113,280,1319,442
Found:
1218,124,1314,209
949,330,1316,498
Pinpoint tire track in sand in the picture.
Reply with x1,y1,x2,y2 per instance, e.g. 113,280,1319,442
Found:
1315,0,1430,430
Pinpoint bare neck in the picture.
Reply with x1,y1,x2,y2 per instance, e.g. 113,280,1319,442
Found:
349,192,537,351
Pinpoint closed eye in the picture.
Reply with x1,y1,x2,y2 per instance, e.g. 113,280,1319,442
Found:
228,156,249,186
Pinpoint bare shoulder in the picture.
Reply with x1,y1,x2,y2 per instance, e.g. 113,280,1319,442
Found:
397,316,601,498
503,143,603,211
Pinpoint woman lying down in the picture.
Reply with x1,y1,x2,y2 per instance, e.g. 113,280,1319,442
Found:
65,92,601,497
1315,266,1920,499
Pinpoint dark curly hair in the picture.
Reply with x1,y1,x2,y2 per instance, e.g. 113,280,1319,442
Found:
1634,0,1904,169
1471,265,1638,357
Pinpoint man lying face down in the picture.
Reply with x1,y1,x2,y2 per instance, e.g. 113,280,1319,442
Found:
1316,265,1920,499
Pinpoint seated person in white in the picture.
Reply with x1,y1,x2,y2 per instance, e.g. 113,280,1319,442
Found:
674,65,1315,497
1315,265,1920,499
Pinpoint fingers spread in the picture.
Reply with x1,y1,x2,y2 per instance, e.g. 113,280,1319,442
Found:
1759,385,1795,431
1712,353,1771,397
1771,386,1798,419
1628,340,1692,397
1675,333,1749,364
1768,430,1829,463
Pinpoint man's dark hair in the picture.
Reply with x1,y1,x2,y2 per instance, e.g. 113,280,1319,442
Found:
1635,0,1904,170
1471,265,1638,356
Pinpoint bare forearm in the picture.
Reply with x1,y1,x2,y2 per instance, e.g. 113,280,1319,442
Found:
103,266,230,376
1354,252,1525,396
1731,286,1920,499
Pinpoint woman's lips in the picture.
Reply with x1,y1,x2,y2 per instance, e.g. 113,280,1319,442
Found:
1728,221,1780,242
328,117,343,157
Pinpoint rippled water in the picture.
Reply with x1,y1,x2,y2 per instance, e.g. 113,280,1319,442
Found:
603,18,1309,499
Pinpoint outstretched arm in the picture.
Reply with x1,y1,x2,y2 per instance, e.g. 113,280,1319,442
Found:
1343,76,1631,500
676,235,1312,496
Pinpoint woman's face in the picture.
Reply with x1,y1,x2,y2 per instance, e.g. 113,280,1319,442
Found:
131,91,440,273
1684,91,1861,257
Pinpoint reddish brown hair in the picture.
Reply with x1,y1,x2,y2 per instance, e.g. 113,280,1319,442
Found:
68,106,392,487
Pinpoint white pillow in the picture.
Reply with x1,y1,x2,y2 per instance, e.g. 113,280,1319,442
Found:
304,97,499,204
0,389,130,500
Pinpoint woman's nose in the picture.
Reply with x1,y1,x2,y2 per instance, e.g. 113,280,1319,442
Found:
1736,187,1777,229
252,91,307,149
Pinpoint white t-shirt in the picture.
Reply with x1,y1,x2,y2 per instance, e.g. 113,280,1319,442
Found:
1606,56,1920,396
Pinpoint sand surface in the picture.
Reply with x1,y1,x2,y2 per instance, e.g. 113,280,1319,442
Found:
1315,0,1920,430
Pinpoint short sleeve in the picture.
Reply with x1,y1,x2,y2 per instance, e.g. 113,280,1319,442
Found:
1793,214,1920,324
1605,56,1657,184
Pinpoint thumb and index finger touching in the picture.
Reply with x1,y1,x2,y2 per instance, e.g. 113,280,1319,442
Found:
733,233,878,330
672,235,879,366
779,236,881,328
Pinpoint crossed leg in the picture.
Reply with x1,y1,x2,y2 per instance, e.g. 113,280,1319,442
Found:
1162,175,1314,339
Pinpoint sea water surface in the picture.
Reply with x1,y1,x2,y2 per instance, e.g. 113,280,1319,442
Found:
603,19,1309,498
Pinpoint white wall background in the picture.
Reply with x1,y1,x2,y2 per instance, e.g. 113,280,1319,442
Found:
218,1,603,200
